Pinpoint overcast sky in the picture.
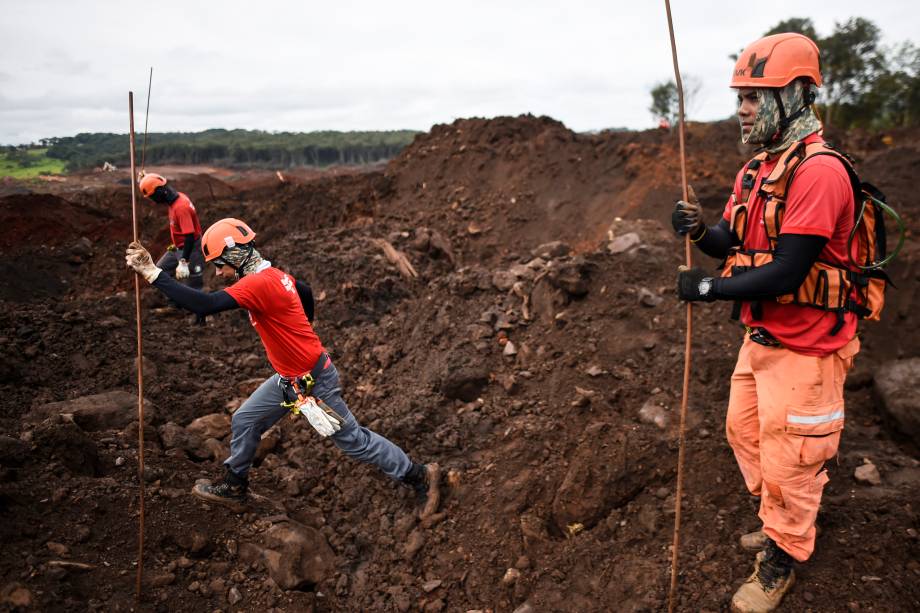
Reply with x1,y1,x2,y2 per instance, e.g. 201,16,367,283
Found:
1,0,916,144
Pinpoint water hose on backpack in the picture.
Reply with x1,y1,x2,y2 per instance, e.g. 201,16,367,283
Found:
848,195,906,271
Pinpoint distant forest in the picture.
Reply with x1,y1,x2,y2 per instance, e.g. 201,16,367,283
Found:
36,129,420,171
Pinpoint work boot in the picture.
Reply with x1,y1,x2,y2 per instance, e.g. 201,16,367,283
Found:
192,469,248,512
741,526,821,551
402,462,441,520
731,539,796,613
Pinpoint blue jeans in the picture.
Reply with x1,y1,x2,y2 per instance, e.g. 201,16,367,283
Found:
224,360,413,481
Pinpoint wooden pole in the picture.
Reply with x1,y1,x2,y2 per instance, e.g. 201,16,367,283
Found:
128,91,146,602
663,1,693,611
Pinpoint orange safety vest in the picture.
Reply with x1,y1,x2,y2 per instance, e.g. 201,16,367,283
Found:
722,139,890,334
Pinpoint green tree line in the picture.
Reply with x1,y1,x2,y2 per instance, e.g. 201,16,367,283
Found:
38,128,420,171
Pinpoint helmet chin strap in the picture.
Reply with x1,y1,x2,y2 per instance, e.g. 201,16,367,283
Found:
770,83,817,143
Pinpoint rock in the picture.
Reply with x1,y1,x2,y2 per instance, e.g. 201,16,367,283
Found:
874,358,920,440
607,232,642,254
158,422,203,451
531,241,571,259
228,586,242,605
854,461,881,486
261,520,335,591
255,428,281,464
638,287,663,307
148,573,176,587
503,341,517,357
0,583,32,608
186,413,231,440
502,568,520,585
422,579,442,593
196,437,228,462
585,365,606,377
46,541,69,556
175,529,211,555
32,419,101,476
638,398,669,430
546,258,593,297
551,422,661,532
512,603,534,613
32,390,156,431
438,353,490,402
0,435,28,466
492,270,518,292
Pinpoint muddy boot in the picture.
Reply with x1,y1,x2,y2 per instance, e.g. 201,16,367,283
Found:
741,526,820,551
192,469,248,512
731,539,796,613
402,462,441,520
740,530,769,551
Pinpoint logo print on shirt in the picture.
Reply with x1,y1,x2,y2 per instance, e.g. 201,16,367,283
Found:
281,274,295,294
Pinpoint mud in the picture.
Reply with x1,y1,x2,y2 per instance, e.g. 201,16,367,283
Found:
0,116,918,612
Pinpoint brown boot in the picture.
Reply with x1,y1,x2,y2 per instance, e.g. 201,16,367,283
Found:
191,469,248,513
740,530,769,551
731,540,796,613
402,462,441,520
741,525,821,551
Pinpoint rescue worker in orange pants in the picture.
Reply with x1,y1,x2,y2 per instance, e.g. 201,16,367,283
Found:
139,173,205,293
124,218,440,520
672,33,862,612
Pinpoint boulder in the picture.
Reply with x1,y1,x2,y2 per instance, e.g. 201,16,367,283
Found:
531,241,571,259
32,390,156,431
552,422,660,532
32,419,100,476
607,232,641,254
158,422,203,451
261,520,335,591
874,358,920,440
186,413,231,440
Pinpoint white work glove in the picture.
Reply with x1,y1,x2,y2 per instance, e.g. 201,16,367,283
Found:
176,259,190,280
125,241,162,284
298,397,342,437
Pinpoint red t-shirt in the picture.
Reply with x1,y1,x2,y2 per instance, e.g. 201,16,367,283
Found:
721,134,857,356
224,266,325,377
167,192,202,248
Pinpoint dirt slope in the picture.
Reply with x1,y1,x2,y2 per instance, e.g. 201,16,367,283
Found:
0,116,918,612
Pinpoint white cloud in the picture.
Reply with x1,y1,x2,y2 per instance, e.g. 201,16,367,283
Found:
0,0,916,143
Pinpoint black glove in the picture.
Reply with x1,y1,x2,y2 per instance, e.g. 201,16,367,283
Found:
677,267,717,302
670,185,705,238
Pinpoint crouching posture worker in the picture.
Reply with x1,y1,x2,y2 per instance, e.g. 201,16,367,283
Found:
673,34,867,612
139,173,204,291
125,218,440,518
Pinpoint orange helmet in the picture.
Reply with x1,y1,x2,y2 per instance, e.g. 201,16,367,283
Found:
731,33,822,89
201,218,256,262
139,173,167,198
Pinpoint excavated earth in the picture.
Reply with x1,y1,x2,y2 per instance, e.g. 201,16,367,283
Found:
0,116,918,612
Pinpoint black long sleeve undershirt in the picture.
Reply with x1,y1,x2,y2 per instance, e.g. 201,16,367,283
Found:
152,273,239,316
692,218,737,259
151,271,317,322
180,234,195,261
711,234,829,300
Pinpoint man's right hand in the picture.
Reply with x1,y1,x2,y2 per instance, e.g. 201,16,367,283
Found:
671,184,705,237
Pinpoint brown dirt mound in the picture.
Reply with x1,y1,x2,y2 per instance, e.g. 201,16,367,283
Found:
0,116,918,612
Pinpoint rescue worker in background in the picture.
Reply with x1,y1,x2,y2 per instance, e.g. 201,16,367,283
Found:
671,34,860,612
139,173,205,292
124,218,441,520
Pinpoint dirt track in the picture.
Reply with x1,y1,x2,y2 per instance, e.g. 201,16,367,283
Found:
0,116,918,612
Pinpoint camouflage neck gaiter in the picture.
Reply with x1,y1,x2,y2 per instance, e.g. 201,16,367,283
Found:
221,244,269,277
741,79,822,154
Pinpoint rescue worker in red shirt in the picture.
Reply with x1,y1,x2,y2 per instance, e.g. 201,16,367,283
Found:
672,34,860,612
124,218,440,520
139,173,204,291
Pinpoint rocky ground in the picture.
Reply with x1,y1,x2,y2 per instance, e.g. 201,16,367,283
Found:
0,116,918,612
